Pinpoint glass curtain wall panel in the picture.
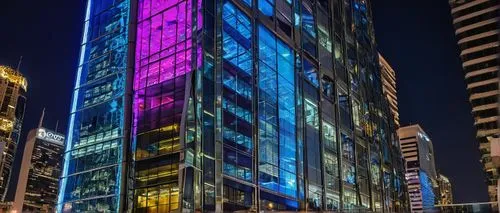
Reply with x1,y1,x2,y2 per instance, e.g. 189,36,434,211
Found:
59,0,408,212
131,0,202,211
58,0,132,212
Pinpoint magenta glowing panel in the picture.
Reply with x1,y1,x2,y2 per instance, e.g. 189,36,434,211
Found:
133,0,197,136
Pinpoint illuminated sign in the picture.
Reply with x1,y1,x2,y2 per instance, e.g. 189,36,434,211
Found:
37,128,64,144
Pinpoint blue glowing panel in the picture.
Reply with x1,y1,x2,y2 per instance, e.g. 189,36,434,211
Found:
258,0,274,17
57,0,130,212
420,170,436,209
258,24,297,198
222,1,254,183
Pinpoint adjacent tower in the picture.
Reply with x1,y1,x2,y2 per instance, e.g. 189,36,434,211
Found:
0,65,27,203
12,126,64,212
379,53,399,128
398,125,439,212
59,0,408,212
449,0,500,201
437,173,453,206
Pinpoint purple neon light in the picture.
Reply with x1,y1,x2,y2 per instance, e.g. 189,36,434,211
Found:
133,0,197,138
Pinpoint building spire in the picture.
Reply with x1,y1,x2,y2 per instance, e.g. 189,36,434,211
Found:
38,108,45,128
16,56,23,73
55,120,59,132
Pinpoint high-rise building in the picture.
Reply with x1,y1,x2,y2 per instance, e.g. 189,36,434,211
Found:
437,173,453,205
379,53,399,128
0,65,27,203
398,125,439,212
12,127,64,212
58,0,408,212
448,0,500,201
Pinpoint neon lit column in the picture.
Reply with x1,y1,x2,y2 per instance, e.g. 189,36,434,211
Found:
57,0,131,212
131,0,197,211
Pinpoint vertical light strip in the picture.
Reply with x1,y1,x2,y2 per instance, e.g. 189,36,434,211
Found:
56,0,92,211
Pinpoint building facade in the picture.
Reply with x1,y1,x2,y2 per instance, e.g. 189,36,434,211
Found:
0,65,27,203
448,0,500,201
56,0,133,212
12,127,64,212
398,125,439,212
379,53,399,128
59,0,408,212
437,173,453,205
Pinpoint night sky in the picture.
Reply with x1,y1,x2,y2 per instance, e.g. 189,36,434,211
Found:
0,0,488,203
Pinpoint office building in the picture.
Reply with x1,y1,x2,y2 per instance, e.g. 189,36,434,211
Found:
0,65,27,203
12,127,64,212
379,53,399,128
449,0,500,201
437,173,453,205
398,125,439,212
58,0,408,212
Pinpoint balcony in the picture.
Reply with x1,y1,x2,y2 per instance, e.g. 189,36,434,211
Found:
489,136,500,167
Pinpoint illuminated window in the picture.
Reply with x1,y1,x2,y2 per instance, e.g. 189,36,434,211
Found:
352,101,360,127
343,189,358,209
324,152,338,191
322,122,336,151
303,59,319,87
304,99,318,129
134,184,179,213
258,24,297,198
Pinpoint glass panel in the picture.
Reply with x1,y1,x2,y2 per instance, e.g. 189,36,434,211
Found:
258,25,297,198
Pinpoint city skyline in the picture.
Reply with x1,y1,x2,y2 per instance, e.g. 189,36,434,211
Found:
0,0,491,209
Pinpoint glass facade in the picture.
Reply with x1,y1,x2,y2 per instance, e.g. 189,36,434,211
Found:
131,0,196,211
57,0,131,212
60,0,408,212
17,128,64,212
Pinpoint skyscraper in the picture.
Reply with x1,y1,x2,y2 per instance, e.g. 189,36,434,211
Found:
58,0,408,212
379,53,399,128
398,125,439,212
12,127,64,212
57,0,132,212
437,173,453,206
0,65,27,203
449,0,499,201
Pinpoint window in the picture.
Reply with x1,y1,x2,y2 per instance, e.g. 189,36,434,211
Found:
352,100,360,128
259,0,274,18
341,133,354,162
307,185,322,210
222,2,253,75
258,25,297,198
324,152,339,191
322,122,337,151
338,90,352,129
303,59,319,87
134,183,179,212
322,77,335,100
304,98,319,129
222,2,254,184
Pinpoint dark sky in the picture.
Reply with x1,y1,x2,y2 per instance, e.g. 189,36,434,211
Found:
372,0,488,202
0,0,488,203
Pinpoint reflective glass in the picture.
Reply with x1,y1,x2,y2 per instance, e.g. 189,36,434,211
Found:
222,1,254,183
258,25,297,198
